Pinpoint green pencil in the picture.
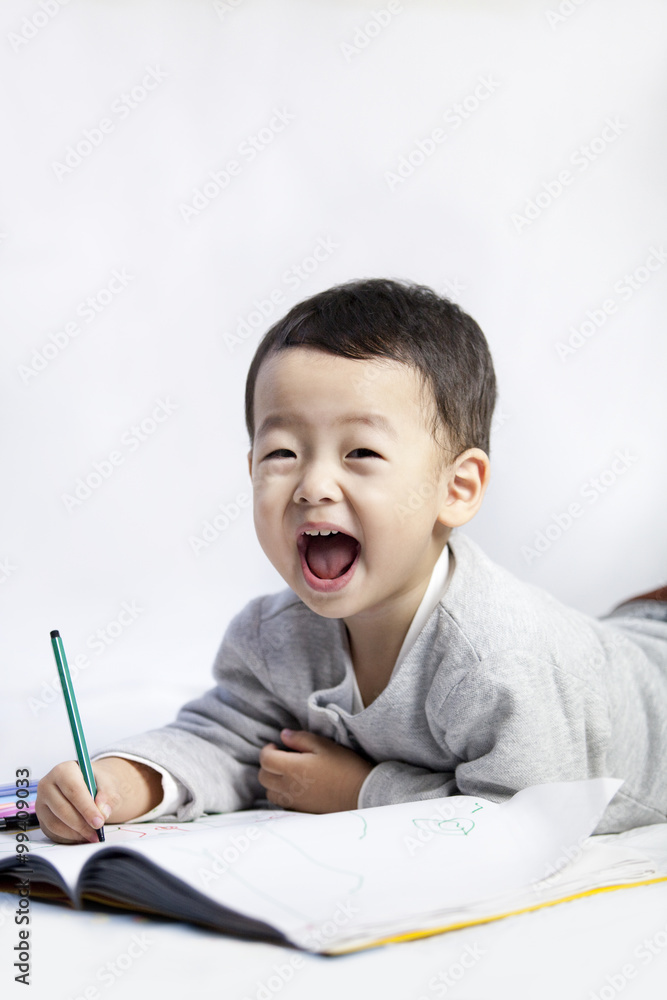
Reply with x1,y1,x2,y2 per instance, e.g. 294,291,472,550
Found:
50,629,105,842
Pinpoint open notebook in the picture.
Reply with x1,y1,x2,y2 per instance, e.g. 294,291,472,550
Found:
2,778,666,954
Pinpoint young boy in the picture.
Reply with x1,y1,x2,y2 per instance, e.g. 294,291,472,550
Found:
36,278,667,844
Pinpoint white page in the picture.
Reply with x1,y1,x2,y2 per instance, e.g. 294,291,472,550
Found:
0,810,279,895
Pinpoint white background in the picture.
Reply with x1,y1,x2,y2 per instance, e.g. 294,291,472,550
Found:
2,3,667,999
1,0,666,785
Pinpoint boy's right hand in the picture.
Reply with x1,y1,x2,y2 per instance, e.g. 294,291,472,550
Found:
36,757,163,844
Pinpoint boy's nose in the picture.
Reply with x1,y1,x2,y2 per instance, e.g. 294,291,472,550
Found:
293,463,343,505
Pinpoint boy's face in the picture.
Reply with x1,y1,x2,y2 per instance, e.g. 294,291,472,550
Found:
247,347,454,621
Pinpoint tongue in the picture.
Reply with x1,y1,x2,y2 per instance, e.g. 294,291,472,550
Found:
305,533,359,580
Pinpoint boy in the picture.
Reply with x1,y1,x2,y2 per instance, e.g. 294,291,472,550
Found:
36,278,667,844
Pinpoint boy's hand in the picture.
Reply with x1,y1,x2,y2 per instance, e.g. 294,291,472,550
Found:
35,757,163,844
258,730,373,813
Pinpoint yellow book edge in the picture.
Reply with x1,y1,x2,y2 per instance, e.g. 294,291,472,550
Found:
325,876,667,956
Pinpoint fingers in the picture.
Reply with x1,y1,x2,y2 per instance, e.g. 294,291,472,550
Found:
90,759,126,821
36,801,98,845
265,788,297,810
258,743,279,772
258,738,314,779
258,744,317,810
258,745,286,801
279,729,324,752
258,742,295,775
261,774,316,811
35,761,105,844
257,731,328,807
260,731,323,772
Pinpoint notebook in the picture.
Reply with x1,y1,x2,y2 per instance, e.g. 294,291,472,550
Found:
1,777,665,954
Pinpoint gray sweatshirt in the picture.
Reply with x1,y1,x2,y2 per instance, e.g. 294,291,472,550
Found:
97,532,667,834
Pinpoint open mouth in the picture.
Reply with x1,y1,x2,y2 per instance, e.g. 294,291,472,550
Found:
297,531,361,581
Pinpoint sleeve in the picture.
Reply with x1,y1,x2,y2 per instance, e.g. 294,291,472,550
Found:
358,651,611,808
92,602,302,821
358,764,458,808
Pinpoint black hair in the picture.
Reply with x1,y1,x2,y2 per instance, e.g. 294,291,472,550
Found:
244,277,497,460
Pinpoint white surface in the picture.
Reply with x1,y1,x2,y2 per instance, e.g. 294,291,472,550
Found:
2,872,667,999
2,1,667,996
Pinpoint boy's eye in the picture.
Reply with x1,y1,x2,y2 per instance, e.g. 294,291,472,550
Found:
263,448,380,459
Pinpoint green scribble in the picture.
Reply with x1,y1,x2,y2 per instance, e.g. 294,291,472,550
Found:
412,818,475,836
350,812,367,839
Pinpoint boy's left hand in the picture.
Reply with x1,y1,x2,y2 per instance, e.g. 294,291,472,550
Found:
258,729,373,813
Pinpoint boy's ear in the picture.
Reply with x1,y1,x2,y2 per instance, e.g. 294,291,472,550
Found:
247,449,253,479
436,448,490,528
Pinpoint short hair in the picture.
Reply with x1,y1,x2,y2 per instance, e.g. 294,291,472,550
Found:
244,277,497,460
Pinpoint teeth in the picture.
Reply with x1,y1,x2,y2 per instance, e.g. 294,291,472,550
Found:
303,529,339,536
